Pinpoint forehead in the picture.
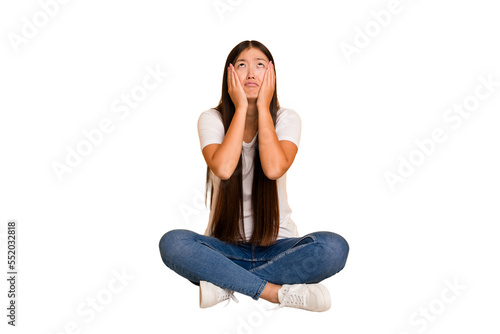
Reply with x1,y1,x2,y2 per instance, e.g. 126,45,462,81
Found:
235,47,269,62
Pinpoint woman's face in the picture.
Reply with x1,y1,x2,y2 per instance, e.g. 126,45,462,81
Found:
232,47,271,101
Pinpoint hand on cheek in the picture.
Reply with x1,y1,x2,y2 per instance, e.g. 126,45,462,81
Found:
257,61,275,109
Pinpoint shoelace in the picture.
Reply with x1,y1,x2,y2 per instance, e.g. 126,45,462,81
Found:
219,289,239,307
268,284,307,311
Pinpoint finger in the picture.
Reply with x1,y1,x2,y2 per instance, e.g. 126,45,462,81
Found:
265,66,271,89
234,68,245,93
262,65,269,87
273,68,275,85
268,61,275,88
230,64,239,89
231,64,239,93
259,69,267,94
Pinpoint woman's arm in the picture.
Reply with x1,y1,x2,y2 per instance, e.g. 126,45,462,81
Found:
202,107,247,180
256,61,298,180
257,107,298,180
202,64,248,180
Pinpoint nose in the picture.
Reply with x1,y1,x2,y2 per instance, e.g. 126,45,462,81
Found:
247,68,255,80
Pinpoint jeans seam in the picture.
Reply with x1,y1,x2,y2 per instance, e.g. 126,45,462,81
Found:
248,241,317,273
196,240,253,262
250,235,318,262
251,245,257,270
290,234,317,248
254,280,268,300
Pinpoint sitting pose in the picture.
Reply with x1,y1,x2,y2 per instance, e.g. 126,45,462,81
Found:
159,40,349,312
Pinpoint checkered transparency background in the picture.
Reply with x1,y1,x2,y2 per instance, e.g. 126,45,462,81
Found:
1,0,499,333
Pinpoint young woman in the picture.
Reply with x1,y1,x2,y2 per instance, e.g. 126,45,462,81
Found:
159,40,349,312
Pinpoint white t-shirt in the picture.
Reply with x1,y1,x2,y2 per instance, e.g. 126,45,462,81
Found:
197,107,302,242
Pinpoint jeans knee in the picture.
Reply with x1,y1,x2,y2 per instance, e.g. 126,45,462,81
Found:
314,231,349,272
159,229,196,263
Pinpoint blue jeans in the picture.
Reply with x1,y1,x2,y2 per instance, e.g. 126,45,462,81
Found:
158,229,349,300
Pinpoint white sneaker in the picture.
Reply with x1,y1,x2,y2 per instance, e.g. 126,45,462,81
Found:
274,283,331,312
199,281,239,308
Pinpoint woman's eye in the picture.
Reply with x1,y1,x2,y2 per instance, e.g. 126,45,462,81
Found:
236,63,265,68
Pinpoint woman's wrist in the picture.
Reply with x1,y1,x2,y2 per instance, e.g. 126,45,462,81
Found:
256,103,270,112
235,105,248,113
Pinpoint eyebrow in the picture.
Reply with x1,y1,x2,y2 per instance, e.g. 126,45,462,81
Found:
235,58,268,63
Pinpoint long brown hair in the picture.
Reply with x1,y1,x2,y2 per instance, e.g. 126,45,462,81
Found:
204,40,280,246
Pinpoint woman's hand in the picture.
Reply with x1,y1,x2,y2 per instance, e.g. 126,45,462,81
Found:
256,61,275,109
227,63,248,110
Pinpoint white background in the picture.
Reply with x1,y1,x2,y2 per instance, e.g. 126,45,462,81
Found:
1,0,499,333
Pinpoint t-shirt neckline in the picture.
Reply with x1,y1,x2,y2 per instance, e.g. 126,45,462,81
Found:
243,130,258,146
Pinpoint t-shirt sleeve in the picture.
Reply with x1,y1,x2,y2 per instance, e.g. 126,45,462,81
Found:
275,108,301,148
197,109,225,151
